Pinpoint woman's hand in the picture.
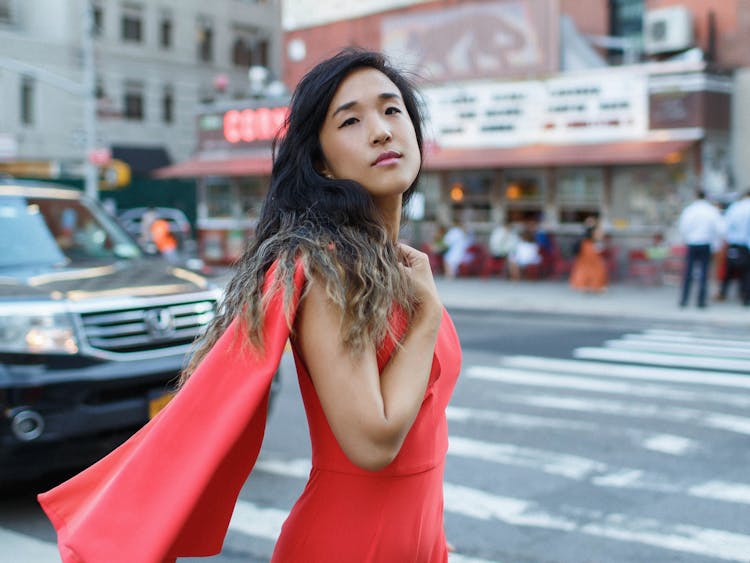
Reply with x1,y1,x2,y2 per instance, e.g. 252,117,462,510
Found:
398,243,442,323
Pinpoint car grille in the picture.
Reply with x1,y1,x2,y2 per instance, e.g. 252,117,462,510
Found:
79,300,216,353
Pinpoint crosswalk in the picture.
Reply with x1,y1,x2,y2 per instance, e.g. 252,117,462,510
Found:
2,326,749,562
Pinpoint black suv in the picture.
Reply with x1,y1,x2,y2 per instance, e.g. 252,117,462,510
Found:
0,181,222,482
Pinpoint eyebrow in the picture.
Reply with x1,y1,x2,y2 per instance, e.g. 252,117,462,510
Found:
331,92,402,118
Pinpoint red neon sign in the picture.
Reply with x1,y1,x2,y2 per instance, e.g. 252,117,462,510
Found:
223,107,288,144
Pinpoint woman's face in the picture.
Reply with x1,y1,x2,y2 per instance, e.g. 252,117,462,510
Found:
318,67,420,202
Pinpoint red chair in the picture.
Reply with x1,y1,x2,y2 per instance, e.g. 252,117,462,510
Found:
480,255,507,278
662,245,686,284
420,244,444,276
457,243,488,277
627,248,661,285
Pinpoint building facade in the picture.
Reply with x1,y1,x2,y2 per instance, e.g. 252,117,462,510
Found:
0,0,282,184
279,0,744,268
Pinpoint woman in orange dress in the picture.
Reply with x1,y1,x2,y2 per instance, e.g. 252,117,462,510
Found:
38,49,461,562
570,224,608,292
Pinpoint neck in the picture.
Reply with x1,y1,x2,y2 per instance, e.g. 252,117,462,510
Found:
373,195,402,242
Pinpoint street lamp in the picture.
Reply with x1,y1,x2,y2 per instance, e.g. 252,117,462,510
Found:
248,65,270,98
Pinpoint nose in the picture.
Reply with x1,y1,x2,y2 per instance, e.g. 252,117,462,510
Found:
370,118,392,145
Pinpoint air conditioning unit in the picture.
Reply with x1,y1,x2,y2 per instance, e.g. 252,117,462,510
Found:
643,6,694,55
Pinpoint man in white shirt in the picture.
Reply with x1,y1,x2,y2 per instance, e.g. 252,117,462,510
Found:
678,191,723,308
717,191,750,305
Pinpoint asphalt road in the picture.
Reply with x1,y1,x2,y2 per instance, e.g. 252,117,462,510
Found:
2,309,749,562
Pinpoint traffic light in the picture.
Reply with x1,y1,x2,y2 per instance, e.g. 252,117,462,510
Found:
99,159,131,190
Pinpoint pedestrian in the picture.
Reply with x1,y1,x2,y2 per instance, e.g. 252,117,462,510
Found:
508,228,542,280
37,48,462,563
139,206,158,246
677,190,723,308
569,220,608,293
716,191,750,305
488,220,519,260
441,219,472,278
150,216,178,262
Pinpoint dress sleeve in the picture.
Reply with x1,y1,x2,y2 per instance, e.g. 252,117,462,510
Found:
37,260,306,563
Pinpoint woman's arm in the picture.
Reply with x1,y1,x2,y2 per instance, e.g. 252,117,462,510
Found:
294,245,443,471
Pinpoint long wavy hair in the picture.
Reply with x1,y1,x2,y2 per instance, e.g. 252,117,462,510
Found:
180,49,425,383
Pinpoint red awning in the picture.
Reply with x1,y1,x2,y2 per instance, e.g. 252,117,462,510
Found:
154,139,696,178
423,139,696,170
153,153,272,178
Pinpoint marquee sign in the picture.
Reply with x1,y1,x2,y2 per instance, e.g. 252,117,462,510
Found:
197,104,289,152
422,68,648,149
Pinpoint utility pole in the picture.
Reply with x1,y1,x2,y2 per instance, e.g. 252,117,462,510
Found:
81,0,99,200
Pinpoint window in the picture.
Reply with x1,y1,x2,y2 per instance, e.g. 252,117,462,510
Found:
197,17,213,62
121,4,143,43
237,179,265,220
206,183,233,218
20,76,34,126
557,168,603,224
95,77,105,99
232,38,251,67
0,0,14,23
447,172,493,223
123,81,144,120
162,85,174,124
160,14,172,48
504,170,545,223
92,3,103,36
254,39,269,67
608,0,643,63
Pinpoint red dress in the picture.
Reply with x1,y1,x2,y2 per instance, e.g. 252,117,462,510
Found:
36,260,462,563
570,239,608,292
271,308,462,562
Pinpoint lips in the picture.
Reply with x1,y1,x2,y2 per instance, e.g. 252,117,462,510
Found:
372,150,402,166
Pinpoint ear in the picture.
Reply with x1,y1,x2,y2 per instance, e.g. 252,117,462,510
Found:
317,162,334,179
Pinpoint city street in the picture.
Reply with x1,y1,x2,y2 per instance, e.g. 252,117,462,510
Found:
2,307,749,562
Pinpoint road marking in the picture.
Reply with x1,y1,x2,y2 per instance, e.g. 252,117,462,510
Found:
605,337,750,359
573,346,750,372
229,500,287,541
639,433,697,455
239,471,750,561
688,481,750,504
448,483,750,561
443,483,575,531
467,364,750,408
501,355,750,388
580,513,750,561
0,527,59,563
447,405,599,431
448,435,607,479
447,554,500,563
229,496,502,562
623,332,750,353
496,391,750,436
644,329,750,348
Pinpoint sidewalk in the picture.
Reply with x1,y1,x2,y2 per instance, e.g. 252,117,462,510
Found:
208,268,749,329
435,277,750,328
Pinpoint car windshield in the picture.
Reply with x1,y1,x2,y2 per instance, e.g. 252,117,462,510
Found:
0,194,142,268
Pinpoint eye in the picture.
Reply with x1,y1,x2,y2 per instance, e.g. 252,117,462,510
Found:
338,117,358,128
385,106,402,115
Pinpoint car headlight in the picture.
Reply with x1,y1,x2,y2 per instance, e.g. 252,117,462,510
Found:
0,304,78,354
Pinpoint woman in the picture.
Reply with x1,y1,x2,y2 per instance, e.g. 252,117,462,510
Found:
38,49,461,562
570,222,608,293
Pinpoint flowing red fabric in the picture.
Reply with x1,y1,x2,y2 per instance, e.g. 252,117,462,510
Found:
37,261,305,563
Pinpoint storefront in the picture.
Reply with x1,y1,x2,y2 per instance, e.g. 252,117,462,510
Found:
155,59,730,273
154,100,288,264
409,60,731,262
